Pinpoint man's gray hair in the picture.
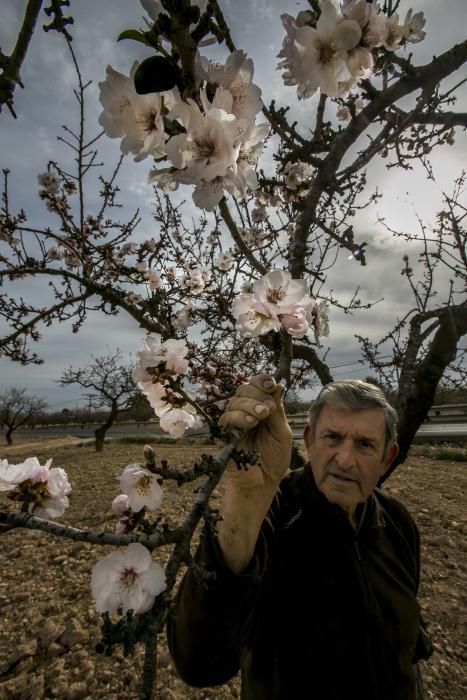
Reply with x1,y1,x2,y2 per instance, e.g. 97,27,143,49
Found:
308,380,398,452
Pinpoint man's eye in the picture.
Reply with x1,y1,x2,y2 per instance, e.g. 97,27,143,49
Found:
325,434,340,443
358,441,372,451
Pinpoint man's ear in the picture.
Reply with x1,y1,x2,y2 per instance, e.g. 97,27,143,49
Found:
304,424,311,447
382,442,399,475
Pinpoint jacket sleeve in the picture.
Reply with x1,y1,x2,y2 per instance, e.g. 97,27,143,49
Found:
166,527,268,688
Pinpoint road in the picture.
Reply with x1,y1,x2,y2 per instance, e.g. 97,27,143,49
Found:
4,420,467,444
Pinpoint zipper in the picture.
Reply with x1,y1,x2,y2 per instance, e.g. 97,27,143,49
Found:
354,537,376,611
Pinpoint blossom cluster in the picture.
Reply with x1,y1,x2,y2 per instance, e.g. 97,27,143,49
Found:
133,337,203,438
0,457,71,518
233,269,329,344
91,446,167,615
99,37,269,210
278,0,426,98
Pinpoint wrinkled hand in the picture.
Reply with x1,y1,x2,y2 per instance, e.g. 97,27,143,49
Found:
219,373,292,489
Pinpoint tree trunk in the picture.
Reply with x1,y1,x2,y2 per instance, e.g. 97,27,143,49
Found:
382,302,467,483
5,428,13,445
94,402,119,452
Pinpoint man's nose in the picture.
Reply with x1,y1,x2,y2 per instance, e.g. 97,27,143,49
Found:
334,441,356,470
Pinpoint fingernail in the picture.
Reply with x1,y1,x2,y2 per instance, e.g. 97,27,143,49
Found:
245,415,255,423
255,404,267,415
262,380,275,390
264,398,275,409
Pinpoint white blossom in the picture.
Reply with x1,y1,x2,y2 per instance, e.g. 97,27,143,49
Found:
33,468,72,519
313,300,330,342
144,269,162,290
98,62,168,161
138,381,175,417
382,13,404,51
91,542,166,615
46,246,64,261
112,494,130,516
196,50,263,121
124,292,143,305
224,122,269,199
133,337,189,386
172,303,193,331
159,408,197,438
0,458,71,519
342,0,386,48
38,172,60,195
233,270,317,339
280,304,311,338
117,464,163,512
0,457,50,490
402,9,426,44
283,161,314,190
214,250,234,271
254,269,309,311
277,1,362,98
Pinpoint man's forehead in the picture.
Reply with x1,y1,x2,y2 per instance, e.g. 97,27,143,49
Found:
316,405,386,440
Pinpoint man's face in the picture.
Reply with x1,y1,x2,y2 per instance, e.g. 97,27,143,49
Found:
304,405,398,521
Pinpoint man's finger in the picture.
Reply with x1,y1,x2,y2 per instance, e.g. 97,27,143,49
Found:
219,409,260,431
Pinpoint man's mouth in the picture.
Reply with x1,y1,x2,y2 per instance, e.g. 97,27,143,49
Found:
329,473,356,483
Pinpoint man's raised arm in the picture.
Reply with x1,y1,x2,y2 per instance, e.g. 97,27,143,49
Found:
217,374,293,573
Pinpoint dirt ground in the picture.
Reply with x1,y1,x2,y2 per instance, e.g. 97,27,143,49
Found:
0,437,465,700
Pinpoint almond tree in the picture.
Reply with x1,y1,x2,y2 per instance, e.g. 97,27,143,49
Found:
0,2,467,698
0,387,47,444
356,173,467,471
58,350,140,451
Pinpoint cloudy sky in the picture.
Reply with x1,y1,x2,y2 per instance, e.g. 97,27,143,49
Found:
0,0,466,410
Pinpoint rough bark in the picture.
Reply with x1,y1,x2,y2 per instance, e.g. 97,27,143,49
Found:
94,401,119,452
382,302,467,482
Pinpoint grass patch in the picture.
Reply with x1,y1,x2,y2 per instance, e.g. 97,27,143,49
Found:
411,444,467,461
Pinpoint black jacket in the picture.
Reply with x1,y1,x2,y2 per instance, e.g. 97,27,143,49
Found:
167,465,430,700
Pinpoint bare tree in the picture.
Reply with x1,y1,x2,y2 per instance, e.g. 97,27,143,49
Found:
0,387,47,444
58,350,138,451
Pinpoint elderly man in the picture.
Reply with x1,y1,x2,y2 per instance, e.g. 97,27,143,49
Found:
167,375,431,699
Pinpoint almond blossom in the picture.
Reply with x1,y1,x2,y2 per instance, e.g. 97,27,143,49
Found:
214,250,234,272
117,464,163,512
172,303,193,331
382,13,405,51
232,270,330,342
195,50,263,121
144,268,162,290
278,1,362,98
112,493,130,516
37,172,60,195
133,337,189,387
283,161,314,190
159,408,199,438
312,300,330,343
402,9,426,43
149,90,267,210
91,542,166,615
342,0,386,76
0,457,71,518
232,293,281,337
98,62,168,161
